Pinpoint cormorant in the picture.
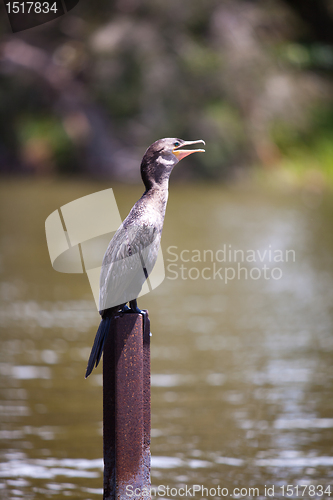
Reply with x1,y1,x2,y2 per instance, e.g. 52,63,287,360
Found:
85,138,205,378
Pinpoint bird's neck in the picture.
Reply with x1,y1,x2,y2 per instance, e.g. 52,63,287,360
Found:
142,181,169,217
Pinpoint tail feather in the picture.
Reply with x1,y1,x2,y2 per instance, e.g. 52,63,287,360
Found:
85,317,111,378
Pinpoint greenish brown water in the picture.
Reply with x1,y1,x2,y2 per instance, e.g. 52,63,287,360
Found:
0,179,333,499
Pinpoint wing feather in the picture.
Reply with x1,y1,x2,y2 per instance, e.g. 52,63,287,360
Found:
99,221,161,311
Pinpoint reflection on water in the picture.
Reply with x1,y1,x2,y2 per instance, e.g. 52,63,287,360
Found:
0,180,333,498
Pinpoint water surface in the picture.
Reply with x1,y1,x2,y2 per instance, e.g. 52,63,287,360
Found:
0,179,333,499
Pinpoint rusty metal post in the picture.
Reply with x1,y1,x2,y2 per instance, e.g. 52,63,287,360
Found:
103,311,151,500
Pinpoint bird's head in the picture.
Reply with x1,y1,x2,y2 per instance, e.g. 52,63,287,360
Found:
141,138,205,189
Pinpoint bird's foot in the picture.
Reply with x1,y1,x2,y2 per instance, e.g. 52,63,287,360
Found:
120,304,131,313
129,299,141,314
129,299,148,337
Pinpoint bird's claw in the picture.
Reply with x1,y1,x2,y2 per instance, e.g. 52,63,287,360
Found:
129,299,141,314
129,300,147,338
121,304,131,313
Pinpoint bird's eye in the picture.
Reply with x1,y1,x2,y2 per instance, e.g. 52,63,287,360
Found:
174,141,180,147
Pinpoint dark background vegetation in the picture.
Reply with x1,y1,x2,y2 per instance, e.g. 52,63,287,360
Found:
1,0,333,183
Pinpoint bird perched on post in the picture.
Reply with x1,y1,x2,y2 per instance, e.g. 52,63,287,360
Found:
85,138,205,378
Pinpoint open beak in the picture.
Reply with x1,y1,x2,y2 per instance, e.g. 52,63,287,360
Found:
173,139,206,161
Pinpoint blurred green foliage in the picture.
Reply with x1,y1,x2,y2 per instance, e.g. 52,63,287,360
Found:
272,105,333,182
17,115,79,174
0,0,333,182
